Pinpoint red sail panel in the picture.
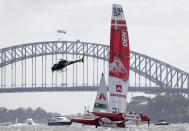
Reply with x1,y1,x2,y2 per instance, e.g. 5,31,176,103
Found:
109,10,130,82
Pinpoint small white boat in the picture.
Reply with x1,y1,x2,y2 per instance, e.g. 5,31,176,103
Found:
48,116,72,126
154,120,169,125
0,122,12,126
26,118,36,125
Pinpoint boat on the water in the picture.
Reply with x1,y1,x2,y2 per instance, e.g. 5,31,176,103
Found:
154,120,169,125
0,122,12,126
48,116,72,126
70,4,150,128
26,118,36,125
9,118,34,127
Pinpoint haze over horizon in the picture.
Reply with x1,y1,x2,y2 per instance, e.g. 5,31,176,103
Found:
0,0,188,115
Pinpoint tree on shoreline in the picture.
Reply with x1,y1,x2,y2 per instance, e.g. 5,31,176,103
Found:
1,94,189,123
0,107,57,123
127,94,189,123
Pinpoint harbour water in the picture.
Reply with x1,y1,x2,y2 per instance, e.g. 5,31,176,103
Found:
0,124,189,131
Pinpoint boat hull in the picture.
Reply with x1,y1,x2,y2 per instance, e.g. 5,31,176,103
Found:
48,122,72,126
154,123,169,125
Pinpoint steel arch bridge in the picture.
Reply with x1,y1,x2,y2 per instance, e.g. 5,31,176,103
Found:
0,41,189,93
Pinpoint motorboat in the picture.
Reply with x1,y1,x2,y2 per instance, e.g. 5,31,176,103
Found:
48,116,72,126
26,118,36,125
0,122,12,126
154,120,169,125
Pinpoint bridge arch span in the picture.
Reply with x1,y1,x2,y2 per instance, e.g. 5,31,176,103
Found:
0,41,108,67
0,41,188,93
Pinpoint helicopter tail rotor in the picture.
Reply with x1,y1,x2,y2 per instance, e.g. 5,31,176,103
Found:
81,54,85,63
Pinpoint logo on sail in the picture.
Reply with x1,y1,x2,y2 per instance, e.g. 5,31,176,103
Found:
109,56,126,74
109,55,129,81
113,7,123,17
122,31,128,47
116,85,122,92
99,93,106,101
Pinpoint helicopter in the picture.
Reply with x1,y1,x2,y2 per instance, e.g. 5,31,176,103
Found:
51,54,85,72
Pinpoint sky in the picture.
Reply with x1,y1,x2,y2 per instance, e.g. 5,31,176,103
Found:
0,0,189,115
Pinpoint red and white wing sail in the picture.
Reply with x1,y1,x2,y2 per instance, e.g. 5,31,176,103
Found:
109,4,130,113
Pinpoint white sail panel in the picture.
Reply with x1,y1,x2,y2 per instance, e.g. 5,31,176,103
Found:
93,73,108,112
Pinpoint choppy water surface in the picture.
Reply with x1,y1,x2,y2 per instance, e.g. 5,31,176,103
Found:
0,124,189,131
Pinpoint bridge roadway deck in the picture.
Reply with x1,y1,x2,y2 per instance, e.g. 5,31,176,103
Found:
0,86,188,94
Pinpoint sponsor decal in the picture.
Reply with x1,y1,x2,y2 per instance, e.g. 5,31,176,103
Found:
116,85,122,92
94,103,107,109
109,56,126,74
113,7,123,17
99,93,106,100
110,93,126,98
122,31,128,47
124,114,141,120
109,56,129,81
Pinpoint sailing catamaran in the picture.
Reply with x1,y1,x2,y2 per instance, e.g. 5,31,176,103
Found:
71,4,150,128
